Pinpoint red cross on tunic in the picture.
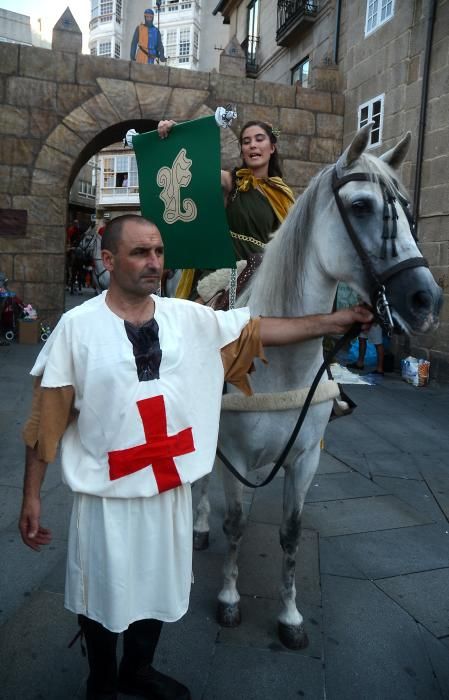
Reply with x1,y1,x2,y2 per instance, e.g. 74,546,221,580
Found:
108,395,195,493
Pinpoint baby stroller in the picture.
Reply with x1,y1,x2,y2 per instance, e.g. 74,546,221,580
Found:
0,273,24,344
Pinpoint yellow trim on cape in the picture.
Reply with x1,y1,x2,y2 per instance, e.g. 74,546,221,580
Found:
235,169,295,223
175,268,196,299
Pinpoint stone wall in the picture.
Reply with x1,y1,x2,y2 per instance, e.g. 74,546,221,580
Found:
0,43,343,325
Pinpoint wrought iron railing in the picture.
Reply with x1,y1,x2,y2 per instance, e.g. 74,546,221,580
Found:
277,0,318,38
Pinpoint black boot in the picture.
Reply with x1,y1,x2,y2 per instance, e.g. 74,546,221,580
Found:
78,615,118,700
118,619,191,699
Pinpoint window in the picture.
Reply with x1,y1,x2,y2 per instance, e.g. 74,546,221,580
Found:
114,41,121,58
116,0,122,23
90,46,97,56
101,155,139,190
365,0,394,36
78,180,96,198
246,0,260,67
292,57,310,87
358,94,384,147
99,41,112,56
166,29,177,59
179,28,190,63
193,30,199,61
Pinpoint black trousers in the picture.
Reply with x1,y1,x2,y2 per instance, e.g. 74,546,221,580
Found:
79,615,163,692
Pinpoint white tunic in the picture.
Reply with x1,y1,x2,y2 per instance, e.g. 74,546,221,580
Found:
31,293,250,631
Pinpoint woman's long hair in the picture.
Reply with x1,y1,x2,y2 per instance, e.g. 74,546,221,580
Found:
237,120,283,178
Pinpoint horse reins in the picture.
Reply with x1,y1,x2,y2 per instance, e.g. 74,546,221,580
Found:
217,166,429,489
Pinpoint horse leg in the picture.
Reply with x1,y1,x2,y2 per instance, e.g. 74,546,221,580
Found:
193,473,211,550
216,469,245,627
278,444,321,650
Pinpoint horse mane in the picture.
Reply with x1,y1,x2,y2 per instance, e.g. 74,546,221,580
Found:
237,150,408,316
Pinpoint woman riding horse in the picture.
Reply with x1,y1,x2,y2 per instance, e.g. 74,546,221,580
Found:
157,120,295,302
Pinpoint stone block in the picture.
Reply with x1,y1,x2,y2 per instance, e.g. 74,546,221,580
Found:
20,225,65,253
254,82,295,108
209,72,254,104
311,65,342,92
10,167,31,196
309,137,342,163
0,43,19,75
29,109,61,139
424,125,449,160
77,54,130,86
422,155,449,187
56,84,98,117
419,215,449,243
277,134,309,162
136,84,172,120
420,241,442,267
0,194,12,208
23,282,64,316
283,160,322,188
383,111,406,142
317,113,343,139
169,67,210,91
163,88,209,122
14,254,65,283
7,77,57,111
420,184,449,217
46,124,88,156
34,146,74,179
81,94,122,130
130,62,169,85
0,106,29,136
19,46,76,83
97,78,141,120
408,55,420,84
12,196,66,226
0,253,13,278
387,84,406,115
218,55,246,77
296,87,332,113
63,106,102,141
428,66,449,102
427,93,449,132
30,169,67,197
0,165,10,193
237,104,279,131
0,137,38,167
280,107,315,135
332,92,345,115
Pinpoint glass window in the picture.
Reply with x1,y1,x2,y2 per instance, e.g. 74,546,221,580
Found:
116,0,122,23
114,41,121,58
99,41,112,56
90,46,97,56
291,57,310,87
247,0,260,66
179,28,190,63
358,94,384,147
92,0,99,18
166,29,177,59
365,0,394,35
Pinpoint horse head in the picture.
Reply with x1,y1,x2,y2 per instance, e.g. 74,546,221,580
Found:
327,123,442,335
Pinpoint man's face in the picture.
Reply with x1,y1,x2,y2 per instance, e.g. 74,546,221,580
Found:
103,221,164,297
144,12,154,25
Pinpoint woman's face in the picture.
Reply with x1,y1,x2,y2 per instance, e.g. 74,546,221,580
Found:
240,125,275,175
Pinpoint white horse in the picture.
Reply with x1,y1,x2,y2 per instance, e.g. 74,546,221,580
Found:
193,125,442,650
77,226,110,292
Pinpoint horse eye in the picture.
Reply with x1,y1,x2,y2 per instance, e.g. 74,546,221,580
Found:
351,199,372,215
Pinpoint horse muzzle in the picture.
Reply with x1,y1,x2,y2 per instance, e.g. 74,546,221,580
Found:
386,266,443,335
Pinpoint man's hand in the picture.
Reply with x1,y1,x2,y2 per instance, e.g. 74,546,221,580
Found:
327,305,373,335
19,495,52,552
157,120,176,139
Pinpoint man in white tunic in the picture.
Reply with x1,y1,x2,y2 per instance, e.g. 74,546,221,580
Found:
19,215,372,700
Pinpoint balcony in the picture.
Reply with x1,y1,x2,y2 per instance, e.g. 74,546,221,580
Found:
276,0,318,47
241,35,259,78
98,186,140,207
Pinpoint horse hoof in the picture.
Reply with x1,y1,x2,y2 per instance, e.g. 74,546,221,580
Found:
278,622,309,650
193,530,209,550
217,601,241,627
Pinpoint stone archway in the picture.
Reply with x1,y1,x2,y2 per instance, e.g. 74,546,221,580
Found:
0,42,343,323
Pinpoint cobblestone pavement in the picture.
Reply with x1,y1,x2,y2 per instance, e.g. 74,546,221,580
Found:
1,291,448,699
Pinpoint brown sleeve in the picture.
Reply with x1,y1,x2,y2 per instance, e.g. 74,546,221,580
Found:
221,317,267,396
22,377,76,463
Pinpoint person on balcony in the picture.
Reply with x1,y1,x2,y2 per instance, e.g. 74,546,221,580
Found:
130,8,166,65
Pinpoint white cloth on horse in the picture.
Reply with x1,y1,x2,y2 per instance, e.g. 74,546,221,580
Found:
30,292,250,631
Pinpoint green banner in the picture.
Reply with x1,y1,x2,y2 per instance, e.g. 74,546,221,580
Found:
133,116,236,269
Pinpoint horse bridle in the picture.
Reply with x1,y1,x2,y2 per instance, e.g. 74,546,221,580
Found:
332,167,429,336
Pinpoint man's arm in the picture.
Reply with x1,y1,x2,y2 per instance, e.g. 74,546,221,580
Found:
130,26,138,60
19,446,52,551
259,306,373,346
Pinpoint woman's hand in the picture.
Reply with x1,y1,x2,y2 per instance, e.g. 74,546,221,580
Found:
157,120,176,139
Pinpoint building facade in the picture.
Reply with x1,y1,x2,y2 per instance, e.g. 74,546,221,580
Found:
213,0,449,377
88,0,229,70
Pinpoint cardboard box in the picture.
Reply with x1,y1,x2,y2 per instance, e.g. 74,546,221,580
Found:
18,318,39,344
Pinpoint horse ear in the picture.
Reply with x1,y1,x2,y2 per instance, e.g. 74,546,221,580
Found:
380,132,411,169
335,122,373,176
